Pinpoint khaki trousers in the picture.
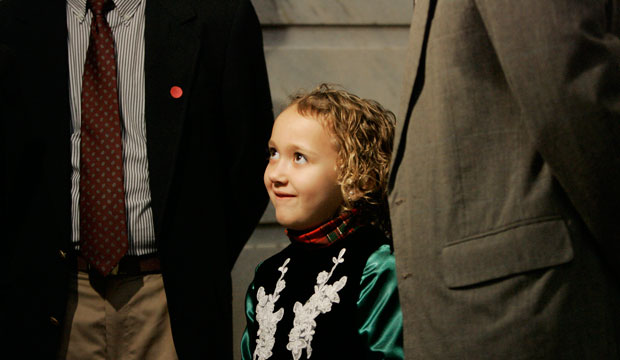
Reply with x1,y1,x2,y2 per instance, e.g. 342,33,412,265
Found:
57,271,178,360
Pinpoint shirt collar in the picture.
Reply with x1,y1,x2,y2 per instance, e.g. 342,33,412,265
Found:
67,0,142,24
286,209,362,246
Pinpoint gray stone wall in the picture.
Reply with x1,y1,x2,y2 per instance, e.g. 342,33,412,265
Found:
258,0,412,120
231,1,412,358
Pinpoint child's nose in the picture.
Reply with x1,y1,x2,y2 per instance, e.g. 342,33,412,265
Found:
267,162,288,184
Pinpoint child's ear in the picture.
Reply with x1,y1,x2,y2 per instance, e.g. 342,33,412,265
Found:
346,188,362,203
361,178,376,192
346,178,377,203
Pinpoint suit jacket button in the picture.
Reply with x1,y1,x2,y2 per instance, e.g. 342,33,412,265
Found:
49,317,59,326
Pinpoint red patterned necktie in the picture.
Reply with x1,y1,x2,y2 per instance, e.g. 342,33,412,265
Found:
79,0,128,276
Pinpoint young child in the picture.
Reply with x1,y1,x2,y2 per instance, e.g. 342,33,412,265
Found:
241,84,403,360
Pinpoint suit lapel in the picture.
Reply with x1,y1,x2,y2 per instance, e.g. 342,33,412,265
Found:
28,1,73,239
389,0,436,190
144,0,200,237
5,0,74,244
19,0,71,142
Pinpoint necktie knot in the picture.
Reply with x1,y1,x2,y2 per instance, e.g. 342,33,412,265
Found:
88,0,114,17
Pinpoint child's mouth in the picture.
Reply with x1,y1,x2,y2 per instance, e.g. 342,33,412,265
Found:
274,191,295,198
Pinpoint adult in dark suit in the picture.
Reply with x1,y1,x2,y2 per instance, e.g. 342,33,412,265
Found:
0,0,272,358
389,0,620,358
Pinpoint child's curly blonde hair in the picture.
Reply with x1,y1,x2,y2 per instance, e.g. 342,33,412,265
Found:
290,84,395,232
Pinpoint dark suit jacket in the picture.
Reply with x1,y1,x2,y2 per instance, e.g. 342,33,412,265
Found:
0,0,272,358
389,0,620,358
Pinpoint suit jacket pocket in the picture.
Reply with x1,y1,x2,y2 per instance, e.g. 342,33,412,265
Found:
441,218,574,288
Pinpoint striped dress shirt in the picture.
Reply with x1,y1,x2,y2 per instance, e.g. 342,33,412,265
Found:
66,0,156,256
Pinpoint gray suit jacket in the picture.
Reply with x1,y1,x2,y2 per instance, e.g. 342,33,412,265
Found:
389,0,620,358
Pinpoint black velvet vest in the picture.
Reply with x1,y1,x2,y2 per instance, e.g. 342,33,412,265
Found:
248,226,389,359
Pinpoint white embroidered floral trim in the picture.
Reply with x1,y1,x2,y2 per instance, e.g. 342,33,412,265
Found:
286,248,348,360
253,258,290,360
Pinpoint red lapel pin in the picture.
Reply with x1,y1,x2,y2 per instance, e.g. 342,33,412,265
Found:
170,86,183,99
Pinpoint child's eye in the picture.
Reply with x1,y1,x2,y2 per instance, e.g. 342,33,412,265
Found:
294,153,307,164
268,148,280,160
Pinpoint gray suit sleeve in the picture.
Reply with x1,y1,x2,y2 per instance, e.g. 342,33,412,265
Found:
473,0,620,251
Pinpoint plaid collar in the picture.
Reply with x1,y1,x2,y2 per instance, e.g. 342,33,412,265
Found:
286,209,361,246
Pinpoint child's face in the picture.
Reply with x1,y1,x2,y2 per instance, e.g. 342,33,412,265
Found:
264,105,344,231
